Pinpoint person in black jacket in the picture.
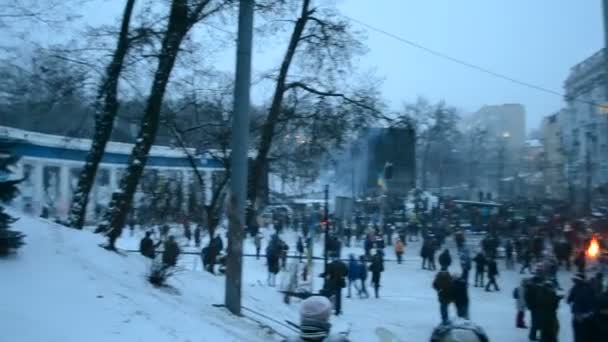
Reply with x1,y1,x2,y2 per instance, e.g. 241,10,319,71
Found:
193,225,201,247
296,236,304,262
473,252,486,287
567,273,596,342
357,255,369,298
452,275,469,319
325,257,348,315
428,238,437,271
421,239,430,270
485,257,500,292
505,239,514,269
266,237,281,286
537,281,562,342
369,252,384,298
574,250,586,274
206,235,223,274
525,275,544,341
439,248,452,271
139,231,156,259
595,287,608,338
162,236,180,267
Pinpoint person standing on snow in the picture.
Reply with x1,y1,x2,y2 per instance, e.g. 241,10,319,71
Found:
325,256,347,315
505,239,515,269
567,273,596,342
574,250,586,274
428,237,438,271
525,272,544,341
513,278,528,329
394,238,405,264
421,239,430,270
451,274,469,319
369,252,384,298
473,251,486,287
193,224,201,247
537,281,562,342
459,247,472,283
439,248,452,270
346,254,359,298
357,255,369,298
433,268,454,323
266,237,281,286
254,232,262,260
485,257,500,292
297,236,305,262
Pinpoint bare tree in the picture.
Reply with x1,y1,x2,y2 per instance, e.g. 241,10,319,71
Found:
96,0,232,250
248,0,382,213
397,98,461,192
67,0,137,229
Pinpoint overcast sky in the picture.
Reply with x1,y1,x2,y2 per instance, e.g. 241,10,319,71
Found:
337,0,603,132
40,0,605,132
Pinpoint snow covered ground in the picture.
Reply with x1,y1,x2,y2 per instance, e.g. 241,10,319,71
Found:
3,213,576,341
0,212,284,342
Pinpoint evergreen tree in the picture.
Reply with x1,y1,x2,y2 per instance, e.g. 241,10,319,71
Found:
0,140,25,255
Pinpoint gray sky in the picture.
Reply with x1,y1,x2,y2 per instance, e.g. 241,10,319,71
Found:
27,0,604,132
333,0,603,132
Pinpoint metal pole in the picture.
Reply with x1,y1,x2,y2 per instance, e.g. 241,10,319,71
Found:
323,184,329,288
603,0,608,100
225,0,254,316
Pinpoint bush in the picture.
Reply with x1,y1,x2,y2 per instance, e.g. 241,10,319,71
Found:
148,260,176,287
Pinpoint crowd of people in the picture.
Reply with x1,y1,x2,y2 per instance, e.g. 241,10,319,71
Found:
132,200,608,341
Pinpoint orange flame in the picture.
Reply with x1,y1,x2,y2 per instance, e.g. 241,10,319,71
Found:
587,236,600,258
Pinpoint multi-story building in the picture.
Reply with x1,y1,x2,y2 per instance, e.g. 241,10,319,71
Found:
561,49,608,210
538,49,608,212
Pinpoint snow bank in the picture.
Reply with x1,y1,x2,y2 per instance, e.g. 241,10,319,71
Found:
0,212,280,342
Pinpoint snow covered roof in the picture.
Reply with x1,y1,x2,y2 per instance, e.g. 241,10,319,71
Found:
0,125,196,158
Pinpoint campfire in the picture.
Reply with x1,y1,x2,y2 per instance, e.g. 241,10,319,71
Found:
587,236,600,258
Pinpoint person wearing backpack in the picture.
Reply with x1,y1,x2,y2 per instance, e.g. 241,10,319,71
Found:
433,269,453,323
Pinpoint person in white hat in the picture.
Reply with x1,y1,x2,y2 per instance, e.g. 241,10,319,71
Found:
284,296,349,342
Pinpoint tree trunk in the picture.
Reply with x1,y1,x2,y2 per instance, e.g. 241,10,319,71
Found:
248,0,311,209
67,0,136,229
96,0,191,237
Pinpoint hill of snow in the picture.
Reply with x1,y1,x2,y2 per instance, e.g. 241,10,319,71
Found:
0,212,282,342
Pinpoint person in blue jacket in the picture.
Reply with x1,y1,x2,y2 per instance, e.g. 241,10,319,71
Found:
346,254,359,298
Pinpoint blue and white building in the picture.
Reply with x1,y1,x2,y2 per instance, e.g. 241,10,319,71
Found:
1,126,225,222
